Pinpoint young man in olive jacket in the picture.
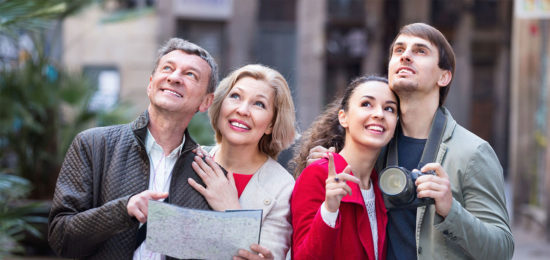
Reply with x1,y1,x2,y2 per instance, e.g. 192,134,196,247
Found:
48,38,218,259
384,23,513,260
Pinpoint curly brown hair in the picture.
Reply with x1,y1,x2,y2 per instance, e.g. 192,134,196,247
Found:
289,75,391,177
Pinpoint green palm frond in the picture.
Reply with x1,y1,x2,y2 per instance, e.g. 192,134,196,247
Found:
0,0,93,34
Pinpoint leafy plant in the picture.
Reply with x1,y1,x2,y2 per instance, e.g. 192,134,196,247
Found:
0,36,132,198
0,0,130,257
0,171,48,257
0,0,92,36
188,112,215,146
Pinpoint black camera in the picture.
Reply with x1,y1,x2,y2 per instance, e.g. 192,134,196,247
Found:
378,166,435,209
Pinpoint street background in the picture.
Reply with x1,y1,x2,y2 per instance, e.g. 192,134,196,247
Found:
1,0,550,259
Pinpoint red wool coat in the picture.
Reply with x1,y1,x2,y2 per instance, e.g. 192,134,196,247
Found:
291,153,388,260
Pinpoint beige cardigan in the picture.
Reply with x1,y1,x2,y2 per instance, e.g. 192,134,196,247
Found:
208,146,294,260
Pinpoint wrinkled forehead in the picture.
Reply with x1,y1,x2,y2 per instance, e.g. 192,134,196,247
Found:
164,50,210,66
160,50,210,70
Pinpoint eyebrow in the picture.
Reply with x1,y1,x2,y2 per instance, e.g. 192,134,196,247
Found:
362,95,397,105
234,86,270,100
163,59,202,74
394,42,432,51
413,43,431,50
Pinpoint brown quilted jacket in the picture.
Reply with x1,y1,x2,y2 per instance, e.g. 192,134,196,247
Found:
48,111,211,259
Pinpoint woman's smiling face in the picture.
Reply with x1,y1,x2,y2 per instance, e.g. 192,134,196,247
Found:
339,80,398,149
217,76,275,147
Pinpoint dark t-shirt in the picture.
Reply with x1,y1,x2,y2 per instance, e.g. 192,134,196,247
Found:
386,130,426,260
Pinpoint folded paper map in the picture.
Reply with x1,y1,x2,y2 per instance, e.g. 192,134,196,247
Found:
146,200,262,259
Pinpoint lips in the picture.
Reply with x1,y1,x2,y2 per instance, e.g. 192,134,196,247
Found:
366,124,385,133
229,119,251,130
162,88,183,98
396,66,415,75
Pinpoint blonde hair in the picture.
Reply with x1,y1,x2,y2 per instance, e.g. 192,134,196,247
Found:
208,64,296,159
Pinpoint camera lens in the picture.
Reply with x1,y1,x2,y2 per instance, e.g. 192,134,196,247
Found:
379,167,407,195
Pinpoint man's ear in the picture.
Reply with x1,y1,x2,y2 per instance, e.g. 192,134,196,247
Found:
437,70,452,87
198,93,214,113
146,75,153,95
338,109,348,128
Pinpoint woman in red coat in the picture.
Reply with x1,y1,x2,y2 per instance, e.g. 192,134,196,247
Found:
290,76,398,260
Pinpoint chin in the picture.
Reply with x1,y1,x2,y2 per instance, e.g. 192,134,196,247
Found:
360,138,386,150
391,80,417,92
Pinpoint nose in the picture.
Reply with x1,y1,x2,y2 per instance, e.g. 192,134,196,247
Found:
400,48,412,63
167,70,182,85
236,102,251,116
372,106,385,119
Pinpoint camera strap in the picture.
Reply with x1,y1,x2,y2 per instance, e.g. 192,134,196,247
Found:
386,107,447,169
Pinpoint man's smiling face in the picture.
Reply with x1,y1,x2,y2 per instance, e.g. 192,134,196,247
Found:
147,50,212,115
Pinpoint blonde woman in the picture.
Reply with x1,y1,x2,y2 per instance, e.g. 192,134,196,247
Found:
189,64,296,260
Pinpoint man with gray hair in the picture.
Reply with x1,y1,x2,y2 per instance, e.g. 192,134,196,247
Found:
48,38,218,259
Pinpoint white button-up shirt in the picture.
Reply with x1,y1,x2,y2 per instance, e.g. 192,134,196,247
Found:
133,129,185,260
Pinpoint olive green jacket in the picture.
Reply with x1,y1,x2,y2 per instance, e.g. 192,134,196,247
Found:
415,107,514,259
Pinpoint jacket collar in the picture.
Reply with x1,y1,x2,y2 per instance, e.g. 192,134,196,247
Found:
441,106,457,143
131,110,198,154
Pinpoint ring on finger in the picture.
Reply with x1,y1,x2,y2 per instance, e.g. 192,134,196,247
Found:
334,176,340,182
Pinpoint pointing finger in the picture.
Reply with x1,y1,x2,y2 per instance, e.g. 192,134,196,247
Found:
327,153,336,177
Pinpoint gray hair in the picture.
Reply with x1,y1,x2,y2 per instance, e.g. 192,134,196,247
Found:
153,38,219,93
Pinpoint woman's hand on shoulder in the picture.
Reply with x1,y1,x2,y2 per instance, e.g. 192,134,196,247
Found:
324,153,360,212
306,146,335,166
192,145,209,158
188,155,241,211
234,244,274,260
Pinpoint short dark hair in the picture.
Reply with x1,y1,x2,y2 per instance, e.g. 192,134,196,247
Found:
389,23,455,106
153,38,219,94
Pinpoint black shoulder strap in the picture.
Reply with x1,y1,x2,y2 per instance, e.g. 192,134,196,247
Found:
418,108,447,168
386,108,447,169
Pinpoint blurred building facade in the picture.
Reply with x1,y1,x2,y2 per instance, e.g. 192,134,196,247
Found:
63,0,550,238
511,0,550,240
63,0,511,162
